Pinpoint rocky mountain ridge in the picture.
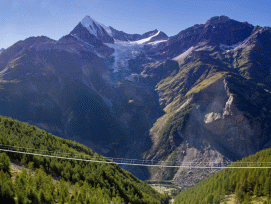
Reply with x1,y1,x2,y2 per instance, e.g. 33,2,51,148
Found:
0,15,271,186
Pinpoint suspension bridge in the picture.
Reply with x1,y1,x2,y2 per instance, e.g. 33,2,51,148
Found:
0,144,270,168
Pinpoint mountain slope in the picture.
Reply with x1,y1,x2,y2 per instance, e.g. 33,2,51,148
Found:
174,147,271,204
156,15,254,58
143,59,271,186
108,26,141,41
0,115,168,203
0,33,163,179
141,20,271,185
0,36,121,143
0,15,271,188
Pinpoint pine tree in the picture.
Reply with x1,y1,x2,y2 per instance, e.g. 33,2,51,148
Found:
26,188,39,204
213,194,220,204
243,192,252,203
264,177,271,198
235,187,245,203
254,183,260,197
39,190,46,204
0,153,11,175
0,171,15,204
206,194,214,204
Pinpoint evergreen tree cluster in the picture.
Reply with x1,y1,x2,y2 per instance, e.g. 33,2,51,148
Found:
0,116,168,203
174,148,271,204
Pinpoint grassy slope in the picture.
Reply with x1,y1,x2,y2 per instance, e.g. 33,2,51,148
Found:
0,115,168,204
143,51,230,180
174,148,271,204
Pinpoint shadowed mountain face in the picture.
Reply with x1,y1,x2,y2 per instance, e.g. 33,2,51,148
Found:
155,15,255,58
1,15,271,185
0,32,162,179
108,26,141,41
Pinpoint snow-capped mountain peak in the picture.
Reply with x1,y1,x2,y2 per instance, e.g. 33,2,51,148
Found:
81,15,112,37
72,16,169,48
70,16,169,71
79,15,114,43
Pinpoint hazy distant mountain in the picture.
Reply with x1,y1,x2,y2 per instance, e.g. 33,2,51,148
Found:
0,15,271,186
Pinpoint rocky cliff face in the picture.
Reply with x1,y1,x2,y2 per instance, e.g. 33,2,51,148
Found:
1,15,271,186
145,73,271,186
140,17,271,185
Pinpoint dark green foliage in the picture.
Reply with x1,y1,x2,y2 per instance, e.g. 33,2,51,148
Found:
174,148,271,204
0,153,14,203
0,170,15,203
160,104,193,156
0,116,167,203
264,177,271,198
0,151,11,175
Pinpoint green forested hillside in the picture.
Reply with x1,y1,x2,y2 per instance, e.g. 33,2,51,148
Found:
174,148,271,204
0,116,168,204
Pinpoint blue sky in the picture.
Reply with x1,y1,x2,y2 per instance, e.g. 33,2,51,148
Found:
1,0,271,49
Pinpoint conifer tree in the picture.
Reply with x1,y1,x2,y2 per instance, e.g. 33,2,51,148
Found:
264,177,271,198
0,153,11,175
254,183,260,197
39,190,46,204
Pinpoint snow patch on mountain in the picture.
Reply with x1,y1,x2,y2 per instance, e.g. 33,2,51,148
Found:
107,40,143,72
148,39,168,45
136,31,161,44
107,33,168,72
173,47,194,61
219,42,241,51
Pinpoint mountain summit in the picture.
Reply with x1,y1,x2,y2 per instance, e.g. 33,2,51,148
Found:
205,15,231,26
156,15,255,58
70,15,168,46
0,15,271,186
71,15,114,43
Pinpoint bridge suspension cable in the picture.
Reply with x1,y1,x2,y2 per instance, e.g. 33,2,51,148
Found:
0,144,270,168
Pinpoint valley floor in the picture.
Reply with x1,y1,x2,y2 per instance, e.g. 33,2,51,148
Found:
150,183,181,204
